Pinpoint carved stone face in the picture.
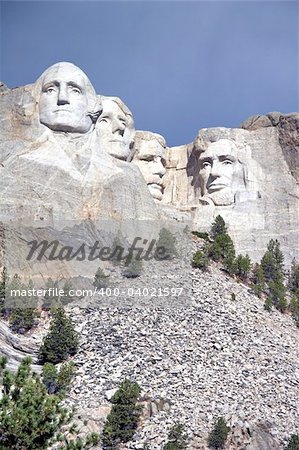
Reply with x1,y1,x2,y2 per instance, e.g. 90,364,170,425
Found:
97,99,135,160
38,62,96,133
133,135,166,201
198,139,244,205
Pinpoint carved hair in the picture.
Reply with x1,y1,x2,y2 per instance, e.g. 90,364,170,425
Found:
129,131,167,163
100,96,134,126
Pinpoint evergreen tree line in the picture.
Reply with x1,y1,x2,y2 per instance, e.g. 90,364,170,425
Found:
192,215,299,327
1,341,298,449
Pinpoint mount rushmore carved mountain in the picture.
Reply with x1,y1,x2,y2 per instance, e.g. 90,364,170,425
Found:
0,62,298,449
0,62,298,282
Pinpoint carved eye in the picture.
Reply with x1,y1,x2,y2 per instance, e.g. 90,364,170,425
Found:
70,86,81,94
99,117,109,123
45,86,56,94
202,161,211,168
223,159,233,165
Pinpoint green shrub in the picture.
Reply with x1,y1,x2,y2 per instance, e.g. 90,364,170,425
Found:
208,417,230,449
61,280,75,306
0,356,99,450
163,423,188,450
9,308,36,334
285,434,299,450
192,250,209,270
38,307,79,364
102,379,142,449
191,231,210,241
264,297,273,311
122,258,143,278
93,267,110,288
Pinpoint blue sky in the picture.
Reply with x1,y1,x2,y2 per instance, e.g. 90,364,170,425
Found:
0,1,298,146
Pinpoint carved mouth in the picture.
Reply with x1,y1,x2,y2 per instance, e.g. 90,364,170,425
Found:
208,183,228,191
109,139,124,143
149,183,162,190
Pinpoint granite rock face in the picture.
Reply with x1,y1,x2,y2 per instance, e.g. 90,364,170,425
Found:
163,121,299,264
240,111,299,182
1,63,298,270
0,64,161,283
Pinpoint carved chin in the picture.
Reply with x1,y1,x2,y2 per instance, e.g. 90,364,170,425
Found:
205,189,235,206
148,184,163,201
106,143,130,161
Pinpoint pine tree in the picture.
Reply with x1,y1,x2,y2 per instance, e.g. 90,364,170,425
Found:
261,239,284,283
110,235,125,266
61,280,75,306
0,266,8,316
235,254,252,280
210,215,227,240
285,434,299,450
208,417,230,449
0,356,99,450
42,361,75,396
192,250,209,270
8,277,37,334
156,227,178,260
38,307,79,364
223,253,237,276
163,423,188,450
102,379,142,449
288,259,299,294
208,234,235,262
251,263,265,297
42,278,60,310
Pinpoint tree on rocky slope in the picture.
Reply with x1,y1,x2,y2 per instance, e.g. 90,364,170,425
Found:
261,239,284,283
285,434,299,450
0,356,99,450
208,417,230,449
102,379,142,449
163,423,188,450
210,215,227,240
38,307,79,364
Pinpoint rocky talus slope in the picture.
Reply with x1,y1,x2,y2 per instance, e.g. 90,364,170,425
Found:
65,262,299,450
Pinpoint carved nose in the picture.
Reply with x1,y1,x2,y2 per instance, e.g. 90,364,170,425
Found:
210,163,221,177
57,86,70,105
113,120,125,136
154,158,166,177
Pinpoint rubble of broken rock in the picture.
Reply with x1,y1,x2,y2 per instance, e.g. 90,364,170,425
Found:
64,262,298,449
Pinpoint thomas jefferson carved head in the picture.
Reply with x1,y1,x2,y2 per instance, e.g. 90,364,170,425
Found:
36,62,100,133
196,138,246,206
97,96,135,160
132,131,167,201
